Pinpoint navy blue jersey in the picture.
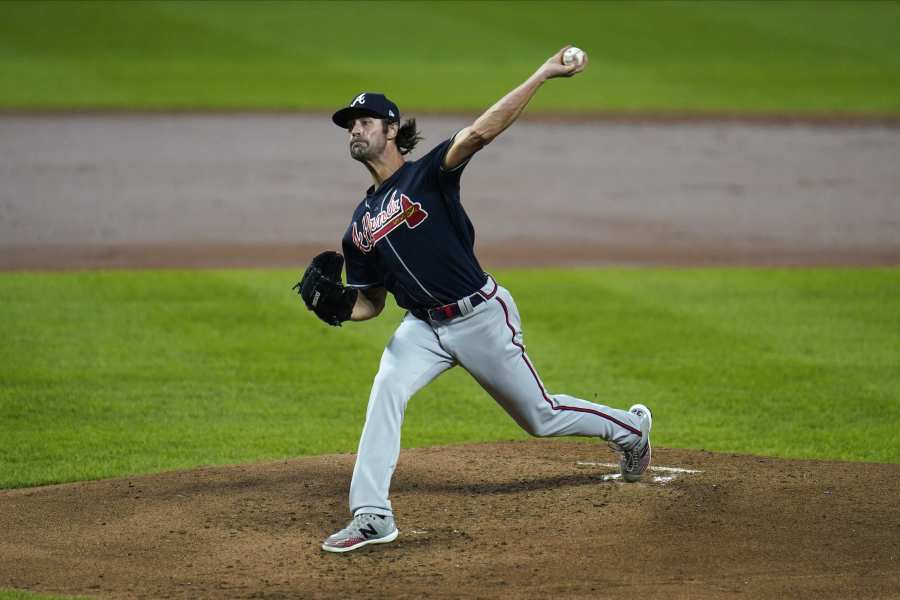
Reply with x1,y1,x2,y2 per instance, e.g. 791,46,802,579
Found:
341,137,486,310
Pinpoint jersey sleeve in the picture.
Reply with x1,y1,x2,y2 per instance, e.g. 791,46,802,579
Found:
423,131,476,197
341,227,383,288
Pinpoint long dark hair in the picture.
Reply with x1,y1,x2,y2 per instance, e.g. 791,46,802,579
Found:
385,118,423,155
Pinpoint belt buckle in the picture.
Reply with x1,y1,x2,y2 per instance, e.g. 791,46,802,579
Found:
428,291,485,323
427,303,458,322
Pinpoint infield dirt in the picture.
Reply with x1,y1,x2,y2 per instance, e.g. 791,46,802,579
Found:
1,441,898,600
2,115,899,599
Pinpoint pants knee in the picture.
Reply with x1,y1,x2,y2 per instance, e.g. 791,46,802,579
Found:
369,366,420,416
516,413,552,437
513,402,561,437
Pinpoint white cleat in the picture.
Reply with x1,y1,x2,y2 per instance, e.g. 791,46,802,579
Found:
321,513,399,553
618,404,652,482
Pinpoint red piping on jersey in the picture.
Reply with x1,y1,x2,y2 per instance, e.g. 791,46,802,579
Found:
477,275,498,300
495,296,642,437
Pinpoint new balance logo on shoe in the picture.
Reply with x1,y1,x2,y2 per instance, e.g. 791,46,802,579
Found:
359,523,378,539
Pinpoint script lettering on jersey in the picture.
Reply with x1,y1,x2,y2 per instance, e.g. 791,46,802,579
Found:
352,191,429,253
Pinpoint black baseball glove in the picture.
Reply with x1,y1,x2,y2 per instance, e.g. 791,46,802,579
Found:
292,251,358,327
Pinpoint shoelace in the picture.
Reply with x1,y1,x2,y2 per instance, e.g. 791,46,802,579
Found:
331,515,370,538
608,441,642,471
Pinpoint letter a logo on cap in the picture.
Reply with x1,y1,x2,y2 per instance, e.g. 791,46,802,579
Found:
351,93,366,107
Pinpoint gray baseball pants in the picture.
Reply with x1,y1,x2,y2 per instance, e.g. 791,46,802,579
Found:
349,276,645,517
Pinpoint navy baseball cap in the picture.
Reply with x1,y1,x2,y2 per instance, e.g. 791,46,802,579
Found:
332,92,400,128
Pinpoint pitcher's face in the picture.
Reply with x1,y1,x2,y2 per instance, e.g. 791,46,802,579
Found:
348,117,389,162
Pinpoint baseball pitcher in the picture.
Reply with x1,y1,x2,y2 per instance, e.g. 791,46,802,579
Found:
295,46,653,553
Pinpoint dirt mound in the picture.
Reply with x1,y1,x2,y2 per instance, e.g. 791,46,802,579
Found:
1,441,897,599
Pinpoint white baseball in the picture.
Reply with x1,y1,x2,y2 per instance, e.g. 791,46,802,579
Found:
562,47,585,67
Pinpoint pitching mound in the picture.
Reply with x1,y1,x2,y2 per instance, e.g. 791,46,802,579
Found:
2,441,898,599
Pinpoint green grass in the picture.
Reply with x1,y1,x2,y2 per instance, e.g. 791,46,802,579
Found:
1,0,899,113
2,268,898,490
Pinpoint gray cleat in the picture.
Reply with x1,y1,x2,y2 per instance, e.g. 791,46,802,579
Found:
321,513,399,553
615,404,652,482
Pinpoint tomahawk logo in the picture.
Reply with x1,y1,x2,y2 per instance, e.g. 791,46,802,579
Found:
351,93,366,107
352,191,429,253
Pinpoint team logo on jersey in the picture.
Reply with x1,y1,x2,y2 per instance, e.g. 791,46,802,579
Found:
352,191,429,253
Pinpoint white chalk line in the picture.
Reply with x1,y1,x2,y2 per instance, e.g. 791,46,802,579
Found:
576,462,703,485
598,473,677,483
576,462,703,474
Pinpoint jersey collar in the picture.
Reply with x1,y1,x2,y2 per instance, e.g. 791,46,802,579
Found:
365,162,409,208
